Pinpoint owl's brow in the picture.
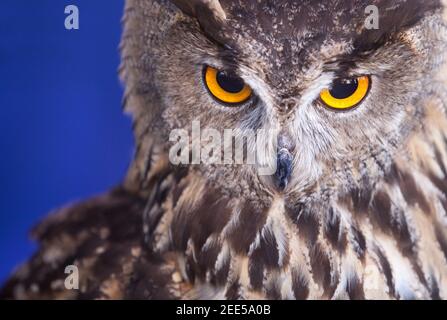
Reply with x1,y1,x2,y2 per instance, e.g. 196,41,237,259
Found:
202,32,245,71
327,23,422,76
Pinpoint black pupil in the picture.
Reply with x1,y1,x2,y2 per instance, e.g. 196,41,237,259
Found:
216,71,245,93
329,78,358,99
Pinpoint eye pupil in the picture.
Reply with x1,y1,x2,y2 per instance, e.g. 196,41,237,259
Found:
329,78,359,99
216,71,245,93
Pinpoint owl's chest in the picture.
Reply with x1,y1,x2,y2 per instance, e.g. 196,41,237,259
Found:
163,188,447,300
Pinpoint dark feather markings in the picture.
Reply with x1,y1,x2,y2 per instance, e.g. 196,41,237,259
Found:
429,273,441,300
350,226,366,259
197,238,223,284
291,268,309,300
428,171,447,198
285,203,320,245
225,280,241,300
324,207,348,253
143,168,180,249
309,242,337,298
248,224,286,290
227,201,268,254
369,191,426,288
435,224,447,262
248,248,265,291
258,228,280,269
370,191,393,232
374,245,395,297
351,186,373,215
214,251,231,286
346,273,365,300
265,280,282,300
398,171,430,214
171,188,234,282
171,188,232,252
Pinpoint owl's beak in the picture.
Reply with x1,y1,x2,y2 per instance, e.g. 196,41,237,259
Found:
274,148,293,191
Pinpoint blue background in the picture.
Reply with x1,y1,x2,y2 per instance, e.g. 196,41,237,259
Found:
0,1,133,283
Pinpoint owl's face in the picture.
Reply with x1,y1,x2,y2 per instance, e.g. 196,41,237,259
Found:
124,0,445,202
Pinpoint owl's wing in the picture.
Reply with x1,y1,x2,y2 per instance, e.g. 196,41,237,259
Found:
0,187,177,300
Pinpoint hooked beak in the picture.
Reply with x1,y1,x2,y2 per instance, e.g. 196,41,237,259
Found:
274,148,293,191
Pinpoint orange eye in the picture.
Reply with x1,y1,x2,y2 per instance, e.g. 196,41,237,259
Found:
320,76,370,110
204,66,252,105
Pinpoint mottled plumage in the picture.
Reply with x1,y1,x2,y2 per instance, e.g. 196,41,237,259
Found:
2,0,447,299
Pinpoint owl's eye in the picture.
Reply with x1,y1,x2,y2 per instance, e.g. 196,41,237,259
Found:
204,66,252,105
320,76,370,110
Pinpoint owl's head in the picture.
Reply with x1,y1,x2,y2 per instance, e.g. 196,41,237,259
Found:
121,0,446,202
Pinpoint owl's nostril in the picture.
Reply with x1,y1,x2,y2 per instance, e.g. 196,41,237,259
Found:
278,98,297,113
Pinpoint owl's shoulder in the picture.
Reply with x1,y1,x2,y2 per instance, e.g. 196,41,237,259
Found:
0,187,176,300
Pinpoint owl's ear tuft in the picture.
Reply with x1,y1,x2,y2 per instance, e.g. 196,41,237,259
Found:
170,0,226,22
169,0,228,44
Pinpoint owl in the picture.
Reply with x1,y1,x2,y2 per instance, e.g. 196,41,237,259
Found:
2,0,447,300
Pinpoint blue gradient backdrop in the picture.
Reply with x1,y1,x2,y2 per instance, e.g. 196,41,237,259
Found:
0,1,133,282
